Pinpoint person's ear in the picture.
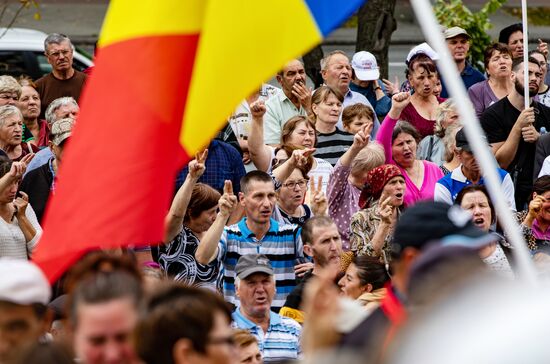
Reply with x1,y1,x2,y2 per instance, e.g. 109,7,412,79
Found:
364,283,373,293
303,243,313,257
311,103,318,116
239,192,245,205
172,338,195,364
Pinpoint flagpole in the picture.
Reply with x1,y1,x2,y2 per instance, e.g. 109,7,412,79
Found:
522,0,530,109
410,0,538,285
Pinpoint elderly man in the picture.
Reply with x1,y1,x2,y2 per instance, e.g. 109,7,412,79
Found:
0,75,21,106
20,118,74,223
135,282,237,364
70,270,143,364
320,50,379,137
0,259,52,363
263,59,309,145
232,254,302,362
195,171,309,311
35,33,87,117
481,57,550,209
280,216,342,324
440,27,485,98
25,97,79,174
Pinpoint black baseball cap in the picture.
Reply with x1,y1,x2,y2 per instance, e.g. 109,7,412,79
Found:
391,201,491,258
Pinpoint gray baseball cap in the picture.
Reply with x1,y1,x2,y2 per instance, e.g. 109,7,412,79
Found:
235,254,274,279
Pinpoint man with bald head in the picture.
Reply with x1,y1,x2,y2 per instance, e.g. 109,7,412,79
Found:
320,50,379,137
263,59,311,145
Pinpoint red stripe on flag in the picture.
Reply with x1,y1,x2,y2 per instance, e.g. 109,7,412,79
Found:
32,34,199,282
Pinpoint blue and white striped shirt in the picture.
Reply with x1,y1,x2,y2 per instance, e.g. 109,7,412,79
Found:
218,218,303,310
232,307,302,362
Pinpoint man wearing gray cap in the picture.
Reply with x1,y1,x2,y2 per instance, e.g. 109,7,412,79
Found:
20,117,74,223
440,26,485,98
232,254,302,363
0,258,52,363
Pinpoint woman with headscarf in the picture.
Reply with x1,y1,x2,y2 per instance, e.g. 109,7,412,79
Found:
350,164,405,260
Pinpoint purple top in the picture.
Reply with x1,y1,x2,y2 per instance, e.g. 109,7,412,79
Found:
532,219,550,240
399,97,446,139
327,161,362,251
377,115,444,207
468,80,499,118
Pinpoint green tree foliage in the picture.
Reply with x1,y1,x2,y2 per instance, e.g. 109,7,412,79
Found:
434,0,508,71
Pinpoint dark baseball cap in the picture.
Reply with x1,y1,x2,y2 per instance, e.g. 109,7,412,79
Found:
455,128,489,153
235,254,274,279
391,201,491,258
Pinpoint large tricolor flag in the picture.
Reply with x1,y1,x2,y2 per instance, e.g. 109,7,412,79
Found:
32,0,366,282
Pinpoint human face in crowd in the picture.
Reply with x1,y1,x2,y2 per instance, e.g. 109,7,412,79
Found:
460,191,492,232
236,273,276,318
338,263,370,299
507,31,524,59
408,65,436,97
18,86,41,121
486,50,512,79
322,53,352,94
513,61,542,97
276,60,306,97
53,104,80,123
0,92,19,106
72,297,139,364
240,181,276,225
237,342,262,364
304,223,342,268
531,52,548,85
533,190,550,224
287,121,315,148
0,114,23,147
392,132,417,168
433,78,442,97
278,169,308,212
457,150,480,176
381,176,406,207
446,35,470,63
200,312,238,364
46,40,74,72
312,93,342,125
0,302,50,363
344,116,373,135
0,177,17,203
188,205,218,234
441,109,459,130
50,140,67,164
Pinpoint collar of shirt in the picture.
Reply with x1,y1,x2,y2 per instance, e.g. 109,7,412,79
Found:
237,217,279,239
233,306,281,330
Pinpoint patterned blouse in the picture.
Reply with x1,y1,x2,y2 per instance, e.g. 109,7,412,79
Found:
158,226,222,291
349,200,396,259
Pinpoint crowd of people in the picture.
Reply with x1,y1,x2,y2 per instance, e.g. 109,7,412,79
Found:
2,22,550,364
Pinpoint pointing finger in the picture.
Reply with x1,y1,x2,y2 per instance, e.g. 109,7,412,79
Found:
223,180,233,195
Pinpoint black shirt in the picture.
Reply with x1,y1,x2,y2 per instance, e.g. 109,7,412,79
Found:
19,161,53,223
480,98,550,208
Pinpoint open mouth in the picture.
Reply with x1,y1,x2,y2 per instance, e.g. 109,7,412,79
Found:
473,217,485,227
255,296,267,304
395,193,403,199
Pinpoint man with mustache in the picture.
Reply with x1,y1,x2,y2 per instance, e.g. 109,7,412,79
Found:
232,254,302,362
481,57,550,210
35,33,87,118
263,59,310,145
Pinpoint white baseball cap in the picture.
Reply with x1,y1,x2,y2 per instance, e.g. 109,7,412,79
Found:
351,51,380,81
0,259,51,305
406,42,439,63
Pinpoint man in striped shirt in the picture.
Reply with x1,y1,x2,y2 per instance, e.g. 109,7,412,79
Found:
195,170,311,311
232,254,302,362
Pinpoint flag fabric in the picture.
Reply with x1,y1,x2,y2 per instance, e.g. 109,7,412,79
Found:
32,0,366,282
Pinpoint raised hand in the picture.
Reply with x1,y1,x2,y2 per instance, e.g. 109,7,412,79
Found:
289,147,316,169
382,76,400,96
377,195,395,225
538,39,549,58
352,122,371,150
218,180,238,218
189,149,208,179
309,176,327,216
13,191,29,218
250,99,266,120
528,195,545,219
292,82,312,111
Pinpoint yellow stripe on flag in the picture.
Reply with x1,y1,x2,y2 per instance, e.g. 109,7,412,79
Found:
99,0,205,47
180,0,322,153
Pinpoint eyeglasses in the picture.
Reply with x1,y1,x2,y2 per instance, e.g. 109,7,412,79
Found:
282,179,308,189
47,49,72,58
207,336,236,346
0,94,18,101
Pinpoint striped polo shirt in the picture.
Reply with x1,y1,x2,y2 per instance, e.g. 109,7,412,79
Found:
218,218,303,310
314,127,354,166
232,308,302,362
